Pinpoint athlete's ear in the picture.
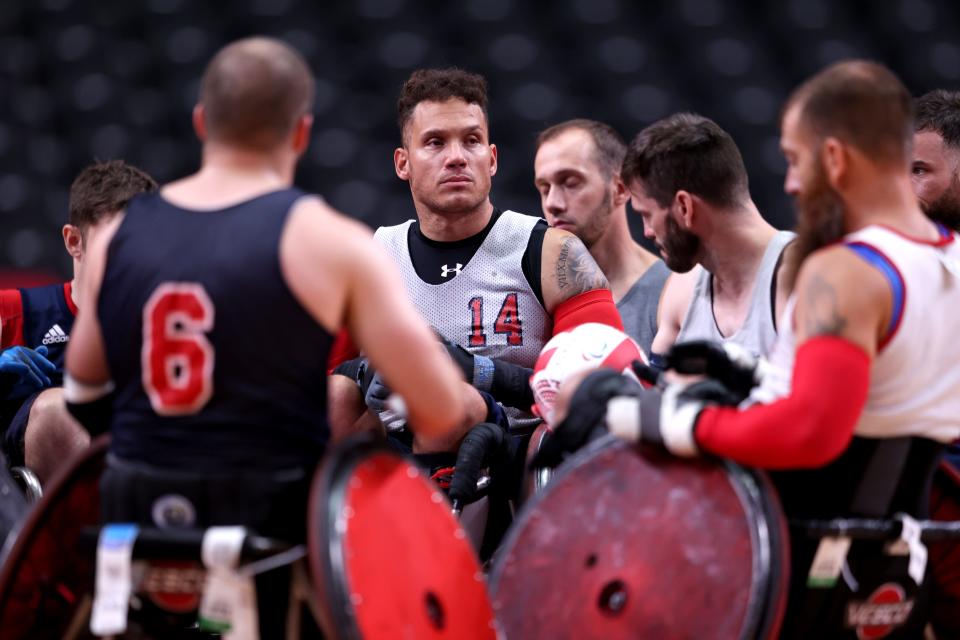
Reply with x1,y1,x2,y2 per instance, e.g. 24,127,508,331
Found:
292,114,313,156
489,143,498,177
63,224,83,260
822,137,847,189
395,147,410,181
674,190,695,228
192,104,207,142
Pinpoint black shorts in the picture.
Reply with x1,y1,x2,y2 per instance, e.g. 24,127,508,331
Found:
0,391,40,468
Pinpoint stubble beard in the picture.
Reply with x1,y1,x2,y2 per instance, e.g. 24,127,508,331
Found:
410,172,490,217
579,188,615,249
660,213,701,273
922,175,960,232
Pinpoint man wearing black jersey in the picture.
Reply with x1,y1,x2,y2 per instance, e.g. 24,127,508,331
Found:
66,39,469,636
65,37,466,532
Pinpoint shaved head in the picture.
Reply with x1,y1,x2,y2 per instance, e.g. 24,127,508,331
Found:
200,37,314,151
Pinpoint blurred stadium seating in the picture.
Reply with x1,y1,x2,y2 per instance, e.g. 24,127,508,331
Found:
2,0,958,278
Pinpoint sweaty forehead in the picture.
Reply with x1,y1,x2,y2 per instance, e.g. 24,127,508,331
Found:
407,99,488,137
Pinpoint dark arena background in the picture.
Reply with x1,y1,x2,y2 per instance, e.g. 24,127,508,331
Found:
2,0,959,278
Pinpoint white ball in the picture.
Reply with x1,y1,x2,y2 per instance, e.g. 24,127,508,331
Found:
530,323,647,427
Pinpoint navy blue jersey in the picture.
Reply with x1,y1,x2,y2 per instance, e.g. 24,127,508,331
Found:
1,282,76,385
98,189,334,472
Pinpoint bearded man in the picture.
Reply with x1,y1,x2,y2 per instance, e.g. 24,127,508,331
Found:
622,113,794,363
555,60,960,639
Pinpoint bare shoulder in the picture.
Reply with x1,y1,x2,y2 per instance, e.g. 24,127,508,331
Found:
281,197,396,332
793,245,890,353
660,267,698,317
666,266,700,296
284,197,396,268
540,227,610,311
286,196,372,245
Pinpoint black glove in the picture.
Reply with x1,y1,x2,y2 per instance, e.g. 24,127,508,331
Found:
530,369,642,468
663,340,766,401
448,422,511,507
606,378,742,456
361,365,390,413
631,359,662,387
358,361,408,431
436,334,534,410
332,356,368,388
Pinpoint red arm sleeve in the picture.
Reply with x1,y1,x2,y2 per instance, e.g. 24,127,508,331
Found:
693,336,870,469
326,328,360,374
0,289,25,350
552,289,624,335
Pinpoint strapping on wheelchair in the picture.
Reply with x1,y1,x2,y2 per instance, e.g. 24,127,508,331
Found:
100,455,312,542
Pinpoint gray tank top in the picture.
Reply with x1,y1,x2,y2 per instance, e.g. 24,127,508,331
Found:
375,210,550,431
617,260,670,357
675,230,794,358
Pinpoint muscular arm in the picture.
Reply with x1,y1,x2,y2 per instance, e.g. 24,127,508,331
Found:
540,228,609,313
281,199,466,449
540,228,625,333
692,247,890,468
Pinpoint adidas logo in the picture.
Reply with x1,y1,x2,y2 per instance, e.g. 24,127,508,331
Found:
42,324,69,345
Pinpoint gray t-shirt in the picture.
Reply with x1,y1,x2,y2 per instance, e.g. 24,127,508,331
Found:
675,230,795,358
617,260,671,357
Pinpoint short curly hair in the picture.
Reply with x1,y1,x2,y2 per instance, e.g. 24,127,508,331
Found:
396,68,489,143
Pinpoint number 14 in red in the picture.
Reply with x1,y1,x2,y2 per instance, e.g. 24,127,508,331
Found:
468,293,523,347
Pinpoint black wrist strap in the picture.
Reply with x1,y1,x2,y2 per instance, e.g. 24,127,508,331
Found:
491,360,534,409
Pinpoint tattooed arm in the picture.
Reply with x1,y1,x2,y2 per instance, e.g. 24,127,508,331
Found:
793,245,892,359
540,228,611,313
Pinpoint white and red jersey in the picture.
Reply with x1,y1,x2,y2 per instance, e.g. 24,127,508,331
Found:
750,223,960,443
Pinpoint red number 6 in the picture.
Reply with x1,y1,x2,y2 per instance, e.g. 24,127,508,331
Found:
142,283,215,416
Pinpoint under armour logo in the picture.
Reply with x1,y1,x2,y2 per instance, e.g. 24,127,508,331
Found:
441,263,463,278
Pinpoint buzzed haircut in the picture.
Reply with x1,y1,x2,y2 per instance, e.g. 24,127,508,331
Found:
200,37,315,151
69,160,157,232
397,68,489,143
621,112,749,208
915,89,960,149
536,119,627,181
785,60,913,165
